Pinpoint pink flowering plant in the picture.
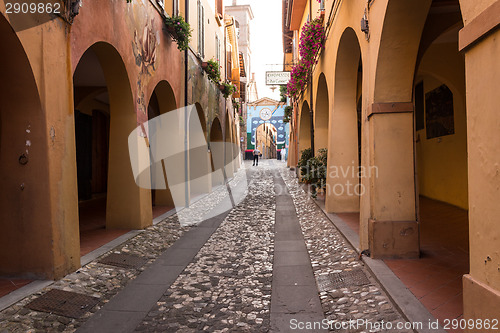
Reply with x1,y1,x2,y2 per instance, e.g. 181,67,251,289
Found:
204,59,221,83
164,15,192,51
287,18,325,99
221,82,237,98
287,61,308,98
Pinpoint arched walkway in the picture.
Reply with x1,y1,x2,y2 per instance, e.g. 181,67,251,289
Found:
209,118,224,186
73,42,150,255
364,0,432,259
188,103,211,200
368,0,469,322
147,80,177,215
224,111,235,179
255,123,278,160
298,101,311,158
314,73,329,151
0,14,54,279
231,130,240,170
325,28,362,214
394,1,467,321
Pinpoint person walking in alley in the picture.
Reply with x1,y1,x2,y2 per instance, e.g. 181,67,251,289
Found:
253,147,261,166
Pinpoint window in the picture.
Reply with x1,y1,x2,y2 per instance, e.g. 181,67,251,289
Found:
215,35,221,64
197,0,205,58
425,84,455,139
415,82,424,131
235,20,240,40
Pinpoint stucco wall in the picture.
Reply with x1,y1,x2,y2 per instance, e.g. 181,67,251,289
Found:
416,42,468,210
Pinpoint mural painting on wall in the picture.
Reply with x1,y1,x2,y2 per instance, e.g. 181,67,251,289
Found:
425,84,455,139
246,104,288,149
133,19,158,75
250,118,286,146
127,2,161,135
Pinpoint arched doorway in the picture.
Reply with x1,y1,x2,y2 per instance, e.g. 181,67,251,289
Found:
147,81,177,216
372,0,468,322
0,14,55,280
188,103,211,200
413,1,467,322
209,118,224,186
73,42,150,257
325,28,362,215
298,101,311,157
231,130,240,170
254,123,278,160
224,111,234,179
314,73,329,151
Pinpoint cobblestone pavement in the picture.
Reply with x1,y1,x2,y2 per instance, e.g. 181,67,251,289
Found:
0,161,412,332
280,167,412,333
137,168,275,332
0,216,191,333
0,168,247,333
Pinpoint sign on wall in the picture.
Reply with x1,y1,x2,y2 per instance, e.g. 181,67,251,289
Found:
265,71,291,85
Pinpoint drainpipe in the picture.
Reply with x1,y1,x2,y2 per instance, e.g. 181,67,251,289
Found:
223,19,234,175
184,0,189,207
309,0,315,157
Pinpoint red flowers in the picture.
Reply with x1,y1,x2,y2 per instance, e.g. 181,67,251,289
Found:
287,18,325,99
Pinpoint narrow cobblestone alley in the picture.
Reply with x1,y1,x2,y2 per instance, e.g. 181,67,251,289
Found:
0,161,413,332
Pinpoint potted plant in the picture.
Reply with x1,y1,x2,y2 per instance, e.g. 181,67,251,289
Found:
233,101,240,112
220,82,237,98
298,148,328,198
164,15,192,51
283,106,293,123
202,59,221,83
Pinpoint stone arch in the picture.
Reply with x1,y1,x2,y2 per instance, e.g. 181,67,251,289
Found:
326,27,362,213
231,127,240,170
0,14,53,278
298,101,311,158
210,117,224,186
188,103,211,198
374,0,435,102
255,123,278,159
147,80,178,210
314,73,329,151
73,42,150,233
224,110,235,179
366,0,466,260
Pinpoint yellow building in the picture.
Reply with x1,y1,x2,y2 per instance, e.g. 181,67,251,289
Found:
284,0,500,326
256,123,277,159
0,0,242,281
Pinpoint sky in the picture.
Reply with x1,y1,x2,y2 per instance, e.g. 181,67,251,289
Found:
224,0,284,101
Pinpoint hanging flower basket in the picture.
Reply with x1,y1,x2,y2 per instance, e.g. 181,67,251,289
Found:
166,26,179,40
164,15,192,51
220,82,237,98
203,59,221,83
